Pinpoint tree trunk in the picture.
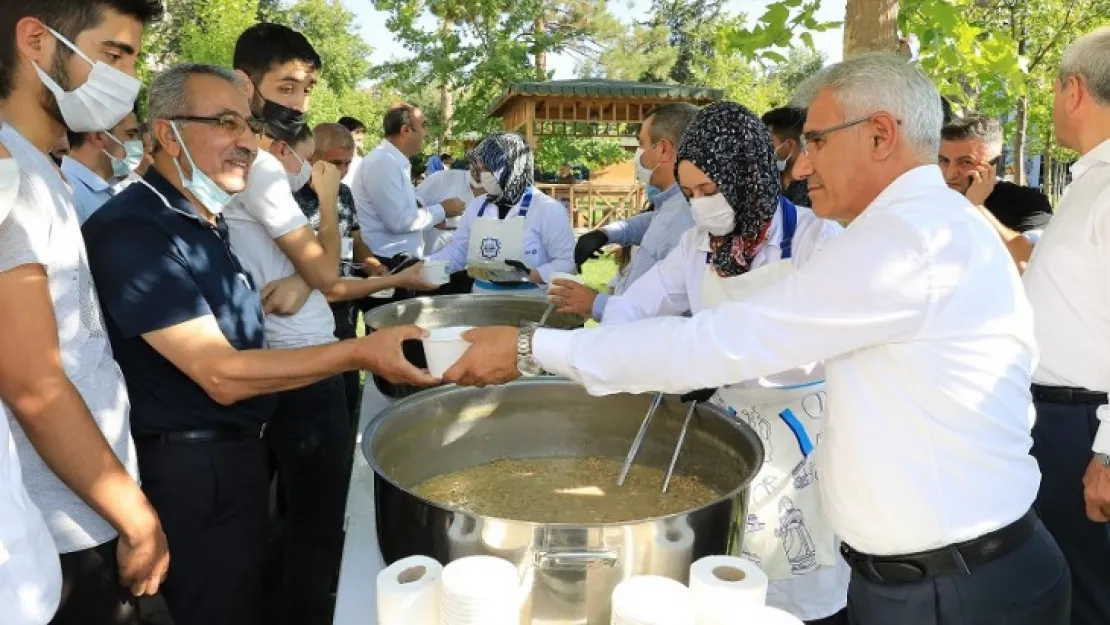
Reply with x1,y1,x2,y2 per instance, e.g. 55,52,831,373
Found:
1013,94,1028,186
535,13,547,81
843,0,900,58
440,17,454,140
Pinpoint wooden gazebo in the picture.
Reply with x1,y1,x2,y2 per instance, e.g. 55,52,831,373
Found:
488,79,724,146
487,79,723,229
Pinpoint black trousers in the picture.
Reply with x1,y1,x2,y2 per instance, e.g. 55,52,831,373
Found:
265,375,353,625
136,437,269,625
1032,398,1110,625
845,521,1069,625
50,539,138,625
807,609,848,625
331,301,362,428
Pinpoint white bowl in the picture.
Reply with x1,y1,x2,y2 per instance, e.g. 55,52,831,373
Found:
421,260,451,285
422,326,474,378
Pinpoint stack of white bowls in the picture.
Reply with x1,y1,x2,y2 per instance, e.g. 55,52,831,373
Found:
610,575,696,625
440,555,521,625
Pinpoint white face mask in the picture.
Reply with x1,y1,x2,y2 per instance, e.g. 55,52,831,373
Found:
102,132,145,179
480,170,502,197
33,27,141,133
0,159,19,225
634,145,659,185
169,122,234,215
287,150,312,192
774,142,791,174
690,194,736,237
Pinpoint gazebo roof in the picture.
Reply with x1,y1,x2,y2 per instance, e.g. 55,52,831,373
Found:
488,79,724,117
488,79,723,141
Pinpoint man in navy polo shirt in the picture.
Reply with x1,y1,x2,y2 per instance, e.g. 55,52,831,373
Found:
82,64,435,625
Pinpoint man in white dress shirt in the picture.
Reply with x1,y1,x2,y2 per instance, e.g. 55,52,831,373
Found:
560,103,699,320
442,53,1070,625
1022,26,1110,625
60,112,142,223
352,104,466,264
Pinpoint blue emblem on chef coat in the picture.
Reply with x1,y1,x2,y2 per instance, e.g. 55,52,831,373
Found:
480,237,501,260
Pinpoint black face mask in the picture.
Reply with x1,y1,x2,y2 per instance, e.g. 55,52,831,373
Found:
254,89,307,142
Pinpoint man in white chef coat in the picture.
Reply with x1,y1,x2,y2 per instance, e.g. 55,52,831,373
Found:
440,52,1070,625
1021,25,1110,625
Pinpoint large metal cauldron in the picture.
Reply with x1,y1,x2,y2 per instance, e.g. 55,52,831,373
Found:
364,379,764,625
361,294,585,397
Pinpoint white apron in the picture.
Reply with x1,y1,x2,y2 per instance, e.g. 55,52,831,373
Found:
700,208,838,582
468,188,542,298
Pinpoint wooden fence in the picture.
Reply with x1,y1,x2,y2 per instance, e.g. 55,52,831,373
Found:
535,183,646,230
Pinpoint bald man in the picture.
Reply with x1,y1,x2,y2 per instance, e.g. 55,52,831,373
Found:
292,123,374,422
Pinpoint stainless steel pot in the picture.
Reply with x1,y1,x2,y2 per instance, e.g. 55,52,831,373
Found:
364,378,764,625
361,295,585,398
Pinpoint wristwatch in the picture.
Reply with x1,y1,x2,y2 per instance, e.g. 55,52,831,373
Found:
1095,453,1110,467
516,325,544,377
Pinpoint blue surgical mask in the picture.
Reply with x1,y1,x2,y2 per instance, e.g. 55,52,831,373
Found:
102,132,145,179
169,122,234,215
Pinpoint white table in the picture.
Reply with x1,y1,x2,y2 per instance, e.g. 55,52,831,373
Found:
333,383,392,625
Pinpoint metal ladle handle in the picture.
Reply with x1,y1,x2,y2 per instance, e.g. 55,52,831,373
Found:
662,401,698,494
538,302,556,327
617,392,665,486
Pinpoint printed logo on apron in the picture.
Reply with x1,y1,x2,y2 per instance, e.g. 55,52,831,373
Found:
468,188,534,284
699,198,838,581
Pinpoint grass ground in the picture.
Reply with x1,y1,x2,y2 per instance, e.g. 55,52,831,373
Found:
579,255,618,292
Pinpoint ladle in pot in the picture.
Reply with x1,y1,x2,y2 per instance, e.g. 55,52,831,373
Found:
616,393,665,486
618,395,700,494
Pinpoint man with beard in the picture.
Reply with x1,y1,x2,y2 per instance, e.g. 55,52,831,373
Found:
0,1,170,623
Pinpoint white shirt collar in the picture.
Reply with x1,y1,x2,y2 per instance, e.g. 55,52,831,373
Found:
855,165,947,221
60,156,111,192
1070,137,1110,181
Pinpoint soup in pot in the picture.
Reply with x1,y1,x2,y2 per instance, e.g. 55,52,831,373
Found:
411,455,723,523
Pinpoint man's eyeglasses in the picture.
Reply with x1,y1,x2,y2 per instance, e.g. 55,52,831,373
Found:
799,115,902,155
167,114,265,138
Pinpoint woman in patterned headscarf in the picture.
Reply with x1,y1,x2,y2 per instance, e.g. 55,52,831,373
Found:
426,132,575,296
549,101,852,624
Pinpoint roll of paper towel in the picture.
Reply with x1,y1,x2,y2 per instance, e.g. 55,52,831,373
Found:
377,555,443,625
689,555,768,625
610,575,695,625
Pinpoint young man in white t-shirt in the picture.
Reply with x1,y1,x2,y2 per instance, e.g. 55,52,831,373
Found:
0,2,170,623
223,25,433,625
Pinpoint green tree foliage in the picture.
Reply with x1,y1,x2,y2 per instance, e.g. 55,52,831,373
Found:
371,0,611,139
534,136,629,172
177,0,260,67
900,0,1110,183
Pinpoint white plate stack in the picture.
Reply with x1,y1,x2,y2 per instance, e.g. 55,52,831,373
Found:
440,555,521,625
610,575,696,625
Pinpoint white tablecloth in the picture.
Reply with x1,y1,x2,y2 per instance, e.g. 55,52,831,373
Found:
333,383,392,625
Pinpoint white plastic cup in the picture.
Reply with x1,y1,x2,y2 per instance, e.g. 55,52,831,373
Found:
421,260,451,286
422,326,474,378
547,272,584,302
548,272,584,286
